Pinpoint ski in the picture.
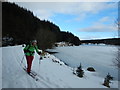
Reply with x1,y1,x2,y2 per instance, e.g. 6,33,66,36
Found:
28,73,39,81
30,70,38,76
23,68,39,81
23,67,37,76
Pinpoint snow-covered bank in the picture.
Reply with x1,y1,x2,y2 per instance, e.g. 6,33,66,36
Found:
2,45,118,88
47,45,119,81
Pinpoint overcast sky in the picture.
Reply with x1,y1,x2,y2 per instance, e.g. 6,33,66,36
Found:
7,0,119,40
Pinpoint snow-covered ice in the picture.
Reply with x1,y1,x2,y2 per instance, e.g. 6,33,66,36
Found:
2,45,119,88
48,45,119,81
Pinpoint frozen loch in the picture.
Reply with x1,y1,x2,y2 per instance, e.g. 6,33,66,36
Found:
48,45,119,80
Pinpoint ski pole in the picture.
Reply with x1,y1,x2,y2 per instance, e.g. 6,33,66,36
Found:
38,57,41,74
39,55,43,70
21,55,25,64
39,58,41,65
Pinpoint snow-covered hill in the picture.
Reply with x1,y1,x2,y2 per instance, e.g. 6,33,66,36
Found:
2,45,118,88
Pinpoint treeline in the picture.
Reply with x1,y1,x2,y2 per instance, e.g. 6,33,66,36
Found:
2,2,80,50
81,38,120,45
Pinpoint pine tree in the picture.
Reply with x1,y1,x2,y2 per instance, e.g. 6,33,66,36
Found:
76,63,84,78
103,73,113,88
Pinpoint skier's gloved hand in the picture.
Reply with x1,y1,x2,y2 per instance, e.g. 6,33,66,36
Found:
38,51,41,55
24,50,28,53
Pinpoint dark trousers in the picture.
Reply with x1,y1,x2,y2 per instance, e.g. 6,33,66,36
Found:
25,55,34,73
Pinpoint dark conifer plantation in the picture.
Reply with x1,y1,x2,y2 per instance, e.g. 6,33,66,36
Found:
2,2,81,49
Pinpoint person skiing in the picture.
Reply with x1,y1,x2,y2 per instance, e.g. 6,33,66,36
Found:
23,40,41,74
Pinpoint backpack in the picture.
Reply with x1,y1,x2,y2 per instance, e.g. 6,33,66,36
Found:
25,42,37,52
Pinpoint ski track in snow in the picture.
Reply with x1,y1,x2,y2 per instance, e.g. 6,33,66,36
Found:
2,45,70,88
2,45,119,88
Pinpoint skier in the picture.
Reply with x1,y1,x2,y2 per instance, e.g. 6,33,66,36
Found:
23,40,41,74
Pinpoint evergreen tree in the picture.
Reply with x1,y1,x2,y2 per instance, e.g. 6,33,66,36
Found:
103,73,113,88
2,2,81,48
76,63,84,78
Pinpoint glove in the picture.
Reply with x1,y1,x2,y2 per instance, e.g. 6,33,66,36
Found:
24,50,28,53
38,51,41,55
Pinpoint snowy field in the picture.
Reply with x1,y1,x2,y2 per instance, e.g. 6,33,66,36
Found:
48,45,119,81
1,45,119,88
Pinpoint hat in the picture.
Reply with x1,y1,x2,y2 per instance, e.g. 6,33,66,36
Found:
31,40,37,43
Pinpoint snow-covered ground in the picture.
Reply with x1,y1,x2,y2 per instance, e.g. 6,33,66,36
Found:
2,45,118,88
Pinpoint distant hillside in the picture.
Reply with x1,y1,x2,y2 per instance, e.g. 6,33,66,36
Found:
81,38,120,45
2,2,80,49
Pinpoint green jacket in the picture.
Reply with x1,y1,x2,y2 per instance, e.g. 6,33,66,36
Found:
24,44,39,56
